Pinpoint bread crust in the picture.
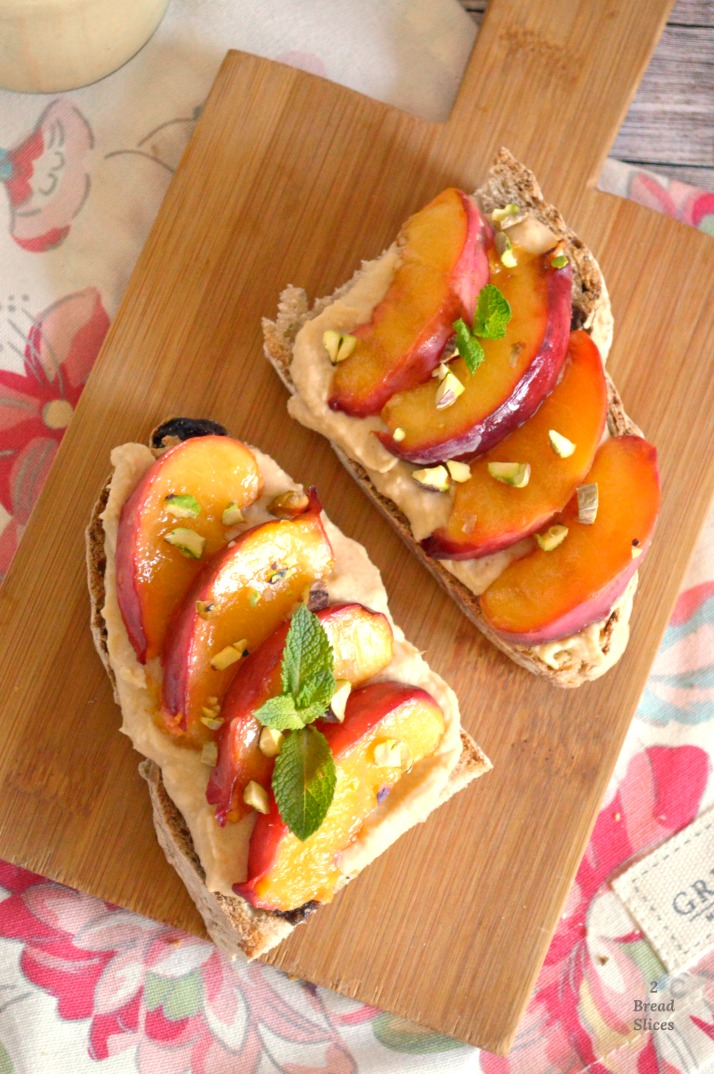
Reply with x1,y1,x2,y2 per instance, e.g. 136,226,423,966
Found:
86,428,490,959
262,150,643,688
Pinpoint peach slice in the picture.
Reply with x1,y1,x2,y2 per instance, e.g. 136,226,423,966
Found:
234,682,445,912
207,602,395,824
378,245,572,463
116,435,262,662
160,492,334,746
479,437,660,644
328,188,491,416
422,331,608,559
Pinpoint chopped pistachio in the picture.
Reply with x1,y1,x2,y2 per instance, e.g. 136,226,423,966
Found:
392,427,406,442
221,502,244,526
209,643,245,671
495,230,518,268
259,726,284,758
431,371,465,408
412,465,450,492
329,680,352,723
323,329,357,364
373,738,411,769
243,780,270,814
268,565,297,584
267,489,309,519
164,527,206,559
249,589,261,606
551,252,569,269
431,361,451,381
631,545,643,559
577,483,599,525
200,742,218,767
435,371,465,410
549,429,576,458
491,203,520,224
487,461,531,488
195,600,216,619
200,714,224,731
201,703,221,719
446,459,471,483
164,493,201,518
535,524,569,551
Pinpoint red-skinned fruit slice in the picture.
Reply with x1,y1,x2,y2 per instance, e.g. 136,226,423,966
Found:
160,490,334,747
206,602,394,824
233,681,445,912
116,435,262,662
328,188,492,417
479,436,660,644
422,331,608,559
378,246,572,464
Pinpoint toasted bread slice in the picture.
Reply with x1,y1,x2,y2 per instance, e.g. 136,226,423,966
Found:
262,149,644,688
86,419,491,959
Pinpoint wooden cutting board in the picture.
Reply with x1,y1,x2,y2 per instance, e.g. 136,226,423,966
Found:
0,0,712,1055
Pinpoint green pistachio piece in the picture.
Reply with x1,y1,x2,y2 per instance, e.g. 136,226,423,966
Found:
412,465,450,492
435,371,465,410
267,490,309,519
446,459,471,483
209,641,247,671
164,493,201,519
535,524,569,551
222,502,244,526
491,203,520,224
549,429,576,458
243,780,270,813
164,527,206,559
258,727,284,758
487,462,531,488
323,329,357,364
495,231,518,268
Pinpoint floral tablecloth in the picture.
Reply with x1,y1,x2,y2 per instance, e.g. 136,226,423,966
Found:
1,1,713,1071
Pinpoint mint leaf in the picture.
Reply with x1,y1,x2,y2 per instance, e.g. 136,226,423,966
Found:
453,317,485,375
472,284,512,340
281,604,335,716
253,694,304,730
273,726,336,840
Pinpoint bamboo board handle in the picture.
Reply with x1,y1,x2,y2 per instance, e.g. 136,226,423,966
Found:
445,0,676,194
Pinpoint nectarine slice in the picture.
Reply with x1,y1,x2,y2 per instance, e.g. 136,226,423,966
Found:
422,331,608,558
379,245,572,463
479,436,660,644
160,492,334,746
207,602,394,824
328,189,491,416
116,435,262,662
234,682,444,911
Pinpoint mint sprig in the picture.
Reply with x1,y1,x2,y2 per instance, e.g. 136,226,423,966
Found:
453,283,512,375
254,604,337,840
453,318,485,375
273,726,336,841
281,602,336,717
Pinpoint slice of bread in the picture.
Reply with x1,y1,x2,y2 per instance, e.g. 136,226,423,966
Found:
86,419,491,960
262,148,644,688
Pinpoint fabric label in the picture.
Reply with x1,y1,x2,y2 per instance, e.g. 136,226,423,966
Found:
612,807,714,974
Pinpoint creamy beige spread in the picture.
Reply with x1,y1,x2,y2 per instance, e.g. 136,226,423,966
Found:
101,442,468,896
287,209,626,676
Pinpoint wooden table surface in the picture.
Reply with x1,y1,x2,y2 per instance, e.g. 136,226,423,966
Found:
462,0,714,190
